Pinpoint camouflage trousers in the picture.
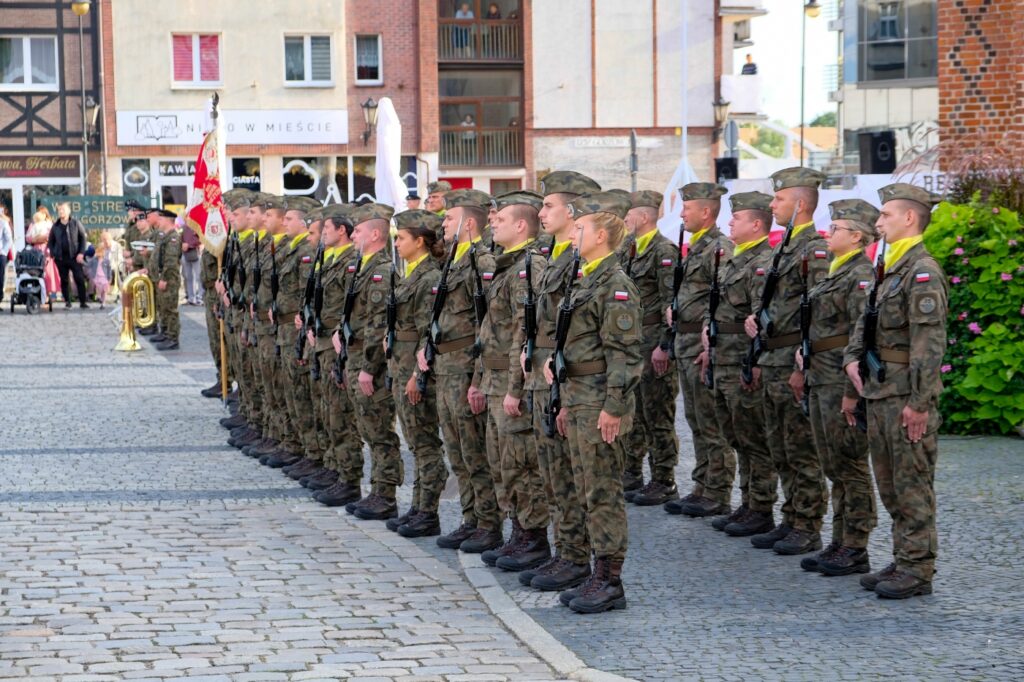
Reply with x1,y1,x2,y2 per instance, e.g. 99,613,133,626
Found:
392,374,447,514
624,345,679,482
713,369,777,513
156,283,180,341
345,365,402,499
867,395,940,581
274,325,308,456
239,332,263,429
204,288,231,385
533,391,590,565
762,365,828,532
486,394,549,531
808,383,877,546
316,348,363,480
679,360,736,504
305,351,329,466
566,405,630,562
436,373,500,531
257,333,287,444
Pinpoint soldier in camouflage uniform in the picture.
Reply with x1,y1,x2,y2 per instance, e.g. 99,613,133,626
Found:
128,209,158,336
218,190,257,433
199,212,231,398
797,199,880,576
844,183,947,599
744,167,829,555
425,180,452,218
143,208,182,351
544,191,642,614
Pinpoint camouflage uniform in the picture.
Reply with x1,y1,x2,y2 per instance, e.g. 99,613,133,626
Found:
147,227,181,342
276,231,317,459
253,229,290,448
231,230,258,427
200,245,230,385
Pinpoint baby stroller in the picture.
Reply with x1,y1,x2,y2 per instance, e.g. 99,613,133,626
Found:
10,248,52,314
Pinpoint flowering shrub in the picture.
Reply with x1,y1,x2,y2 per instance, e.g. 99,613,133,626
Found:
923,197,1024,435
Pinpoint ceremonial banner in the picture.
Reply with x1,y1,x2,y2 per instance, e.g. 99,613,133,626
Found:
185,128,229,259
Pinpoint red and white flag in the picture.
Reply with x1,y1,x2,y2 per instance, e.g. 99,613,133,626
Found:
185,128,229,259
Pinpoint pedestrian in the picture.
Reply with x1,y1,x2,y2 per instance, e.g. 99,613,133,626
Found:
741,54,758,75
46,202,90,308
181,218,203,305
85,242,111,308
0,203,12,303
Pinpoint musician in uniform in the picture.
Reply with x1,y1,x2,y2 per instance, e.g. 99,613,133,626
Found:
142,208,181,351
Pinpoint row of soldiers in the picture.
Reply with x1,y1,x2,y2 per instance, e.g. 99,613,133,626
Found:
121,204,184,350
194,167,945,612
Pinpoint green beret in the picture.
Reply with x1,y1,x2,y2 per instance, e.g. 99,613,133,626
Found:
829,199,880,226
492,190,543,212
445,189,492,210
285,196,321,213
349,202,395,226
570,191,631,220
770,166,826,192
729,191,773,213
222,189,254,210
321,204,353,224
877,183,941,210
630,190,663,210
246,192,271,208
394,209,443,233
260,195,287,211
538,171,601,197
426,180,452,194
679,182,727,202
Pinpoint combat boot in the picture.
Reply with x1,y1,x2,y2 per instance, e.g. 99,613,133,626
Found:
231,432,262,449
726,509,775,537
482,519,522,567
800,541,840,572
304,469,338,491
496,528,551,572
262,451,301,468
151,332,167,343
354,495,398,521
220,414,246,429
299,467,328,487
819,546,871,576
773,528,822,555
459,527,503,553
315,482,361,508
874,570,932,599
436,522,477,549
662,491,700,514
201,382,222,398
621,471,643,495
138,325,156,336
156,339,179,350
519,554,561,587
398,511,442,538
244,439,279,458
712,504,748,532
751,523,792,549
859,562,897,591
229,424,253,439
535,558,591,592
568,558,626,614
387,507,419,532
679,496,730,518
631,480,678,506
346,493,377,514
286,460,319,480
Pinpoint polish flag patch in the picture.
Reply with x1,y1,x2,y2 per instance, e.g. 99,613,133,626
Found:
431,286,438,295
858,280,869,289
301,256,312,263
661,258,674,267
915,272,930,283
482,272,494,281
347,265,357,273
518,270,527,279
540,247,551,255
372,274,383,282
814,250,828,259
756,267,766,276
577,270,584,279
614,291,629,301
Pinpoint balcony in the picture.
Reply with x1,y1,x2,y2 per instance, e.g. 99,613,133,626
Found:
438,19,522,62
721,73,763,116
440,128,522,168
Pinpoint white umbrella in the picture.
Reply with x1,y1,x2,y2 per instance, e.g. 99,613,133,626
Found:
374,97,408,212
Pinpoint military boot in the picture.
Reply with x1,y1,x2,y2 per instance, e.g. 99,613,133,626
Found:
387,507,418,532
156,339,179,351
229,429,260,448
535,558,591,592
679,496,730,518
346,493,377,514
621,471,643,495
299,467,328,487
315,483,361,508
244,438,279,458
229,424,253,439
773,528,822,555
519,554,561,587
800,541,840,572
818,546,871,576
459,527,503,553
712,504,748,532
631,480,678,506
726,509,775,537
482,519,522,567
201,382,222,398
751,523,792,549
150,332,167,343
874,570,932,599
138,325,156,336
304,469,338,491
860,562,897,591
662,491,700,514
398,511,442,538
496,528,551,572
436,522,477,549
286,459,320,480
220,414,246,429
354,495,398,521
262,451,301,468
568,558,626,614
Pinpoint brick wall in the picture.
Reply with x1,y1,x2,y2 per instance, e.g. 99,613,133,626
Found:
938,0,1024,166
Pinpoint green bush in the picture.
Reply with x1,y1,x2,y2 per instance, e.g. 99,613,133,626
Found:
923,197,1024,435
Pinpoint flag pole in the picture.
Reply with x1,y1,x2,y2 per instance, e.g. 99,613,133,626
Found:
211,93,230,404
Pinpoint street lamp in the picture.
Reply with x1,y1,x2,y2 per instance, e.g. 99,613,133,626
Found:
72,0,91,193
360,97,379,146
800,0,821,167
712,97,731,144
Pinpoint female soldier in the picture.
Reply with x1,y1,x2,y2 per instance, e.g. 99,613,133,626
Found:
545,191,643,613
795,199,879,577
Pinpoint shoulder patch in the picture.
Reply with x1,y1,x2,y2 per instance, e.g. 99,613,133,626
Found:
482,272,494,281
540,247,551,255
347,265,357,273
915,272,931,283
518,270,527,279
372,274,383,282
301,256,312,263
661,258,674,267
858,280,869,289
615,313,634,332
369,289,384,304
755,267,766,276
614,290,629,301
431,286,438,295
917,295,937,315
814,250,827,259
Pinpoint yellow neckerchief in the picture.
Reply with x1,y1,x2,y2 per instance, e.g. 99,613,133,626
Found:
290,232,308,249
455,236,481,263
238,229,254,241
582,253,612,277
635,228,657,255
550,238,572,261
332,242,353,265
829,248,861,276
405,252,429,277
690,227,712,245
503,237,534,255
361,250,377,268
272,232,287,245
791,221,815,237
256,229,266,239
732,235,768,257
318,246,336,270
884,235,923,271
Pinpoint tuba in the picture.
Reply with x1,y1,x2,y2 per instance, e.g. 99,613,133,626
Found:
114,272,156,351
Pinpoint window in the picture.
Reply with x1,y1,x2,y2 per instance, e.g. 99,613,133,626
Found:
0,36,58,91
858,0,937,83
171,34,221,87
285,35,333,86
354,35,382,85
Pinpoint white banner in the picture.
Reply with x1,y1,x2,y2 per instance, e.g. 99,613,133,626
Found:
116,109,348,146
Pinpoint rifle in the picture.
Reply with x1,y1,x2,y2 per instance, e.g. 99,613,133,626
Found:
270,238,280,357
236,233,247,307
251,231,262,336
419,217,464,393
310,244,327,381
798,251,811,416
703,240,722,390
295,238,324,363
468,242,487,359
625,234,637,278
662,222,687,359
741,201,802,384
331,247,364,385
542,243,582,439
859,238,887,385
523,248,537,373
384,238,398,391
218,226,234,332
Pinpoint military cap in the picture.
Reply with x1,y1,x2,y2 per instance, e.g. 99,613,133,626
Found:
146,207,177,219
260,194,287,211
394,209,443,233
729,191,773,213
538,171,601,197
630,190,663,210
284,196,321,213
349,202,395,226
124,198,147,212
770,166,826,192
570,191,632,220
492,190,543,212
426,180,452,194
829,199,880,227
445,188,492,210
877,183,941,210
679,182,728,202
406,191,420,200
304,207,324,226
221,189,251,210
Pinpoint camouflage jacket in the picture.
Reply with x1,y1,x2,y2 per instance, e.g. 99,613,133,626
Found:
200,248,219,290
807,250,872,391
313,245,355,353
337,249,391,377
707,238,773,366
674,227,734,360
124,221,142,269
562,256,643,417
276,234,316,319
388,257,440,386
625,230,678,351
435,241,496,378
250,234,287,336
756,223,829,367
146,229,181,284
477,244,546,399
531,241,577,391
844,241,948,411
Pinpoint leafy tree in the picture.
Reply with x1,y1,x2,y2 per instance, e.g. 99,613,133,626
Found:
810,111,837,127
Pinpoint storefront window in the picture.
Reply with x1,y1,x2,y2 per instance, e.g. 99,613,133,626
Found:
121,158,151,200
231,157,261,191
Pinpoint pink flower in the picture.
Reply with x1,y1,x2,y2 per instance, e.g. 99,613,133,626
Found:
949,338,957,345
951,276,961,284
962,258,970,265
1020,305,1024,317
1002,273,1014,281
957,311,967,321
941,364,952,373
1010,239,1019,247
956,235,963,243
954,247,964,255
993,207,1001,214
968,322,983,335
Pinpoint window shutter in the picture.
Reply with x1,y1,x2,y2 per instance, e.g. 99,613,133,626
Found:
199,35,219,82
310,36,331,81
172,35,193,82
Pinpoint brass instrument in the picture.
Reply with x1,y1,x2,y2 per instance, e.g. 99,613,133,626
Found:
115,272,156,352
